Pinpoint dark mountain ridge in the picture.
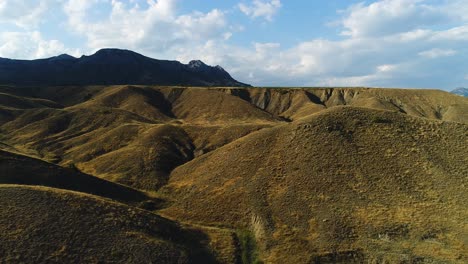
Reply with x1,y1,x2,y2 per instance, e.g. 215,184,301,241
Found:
0,48,249,87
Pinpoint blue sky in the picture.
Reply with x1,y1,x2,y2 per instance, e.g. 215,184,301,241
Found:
0,0,467,90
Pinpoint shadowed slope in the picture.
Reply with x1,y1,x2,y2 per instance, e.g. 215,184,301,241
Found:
0,185,217,263
0,150,149,204
161,106,468,263
76,85,175,122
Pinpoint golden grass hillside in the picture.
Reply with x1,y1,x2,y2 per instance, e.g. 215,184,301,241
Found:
161,106,468,263
0,150,150,205
0,86,284,190
0,85,467,263
0,185,220,263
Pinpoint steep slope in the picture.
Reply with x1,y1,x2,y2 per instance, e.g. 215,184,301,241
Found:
0,150,149,204
161,106,468,263
166,88,280,123
0,185,218,263
0,49,249,87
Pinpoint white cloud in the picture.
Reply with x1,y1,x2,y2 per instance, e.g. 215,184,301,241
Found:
238,0,281,21
0,0,53,28
64,0,229,56
0,31,77,59
418,48,456,58
175,17,468,89
377,64,397,72
430,25,468,41
156,0,466,89
341,0,450,37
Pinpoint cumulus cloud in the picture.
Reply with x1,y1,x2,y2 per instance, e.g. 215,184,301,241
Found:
340,0,449,37
238,0,281,21
61,0,462,89
222,0,467,89
181,27,467,89
0,0,52,28
64,0,229,57
0,31,76,59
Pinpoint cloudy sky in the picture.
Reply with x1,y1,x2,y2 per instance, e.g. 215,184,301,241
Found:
0,0,467,89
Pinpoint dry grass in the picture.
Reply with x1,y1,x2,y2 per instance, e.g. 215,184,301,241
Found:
0,85,467,263
0,185,219,263
0,150,151,205
161,106,468,263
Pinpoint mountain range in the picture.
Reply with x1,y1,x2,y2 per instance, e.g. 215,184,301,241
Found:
0,49,248,87
451,87,468,97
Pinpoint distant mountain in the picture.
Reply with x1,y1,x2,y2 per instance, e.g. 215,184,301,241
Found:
451,87,468,97
0,48,249,87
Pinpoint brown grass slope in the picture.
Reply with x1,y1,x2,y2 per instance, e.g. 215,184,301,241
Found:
0,150,150,204
165,88,279,123
0,85,282,123
0,85,104,107
0,185,219,263
0,86,282,190
0,86,467,263
225,87,468,123
0,108,192,190
0,92,62,124
76,85,175,122
0,92,61,110
75,123,194,189
161,106,468,263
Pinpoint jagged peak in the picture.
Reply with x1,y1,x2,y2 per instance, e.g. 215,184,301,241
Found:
188,60,208,69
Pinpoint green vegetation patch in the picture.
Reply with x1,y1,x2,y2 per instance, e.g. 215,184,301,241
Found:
237,230,263,264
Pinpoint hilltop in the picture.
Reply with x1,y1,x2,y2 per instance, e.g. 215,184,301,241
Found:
0,49,249,87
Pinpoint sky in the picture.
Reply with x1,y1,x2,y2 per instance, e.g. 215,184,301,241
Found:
0,0,467,90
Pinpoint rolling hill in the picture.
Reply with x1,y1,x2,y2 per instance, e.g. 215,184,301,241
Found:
161,106,468,263
0,85,467,263
0,185,218,263
0,150,150,205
